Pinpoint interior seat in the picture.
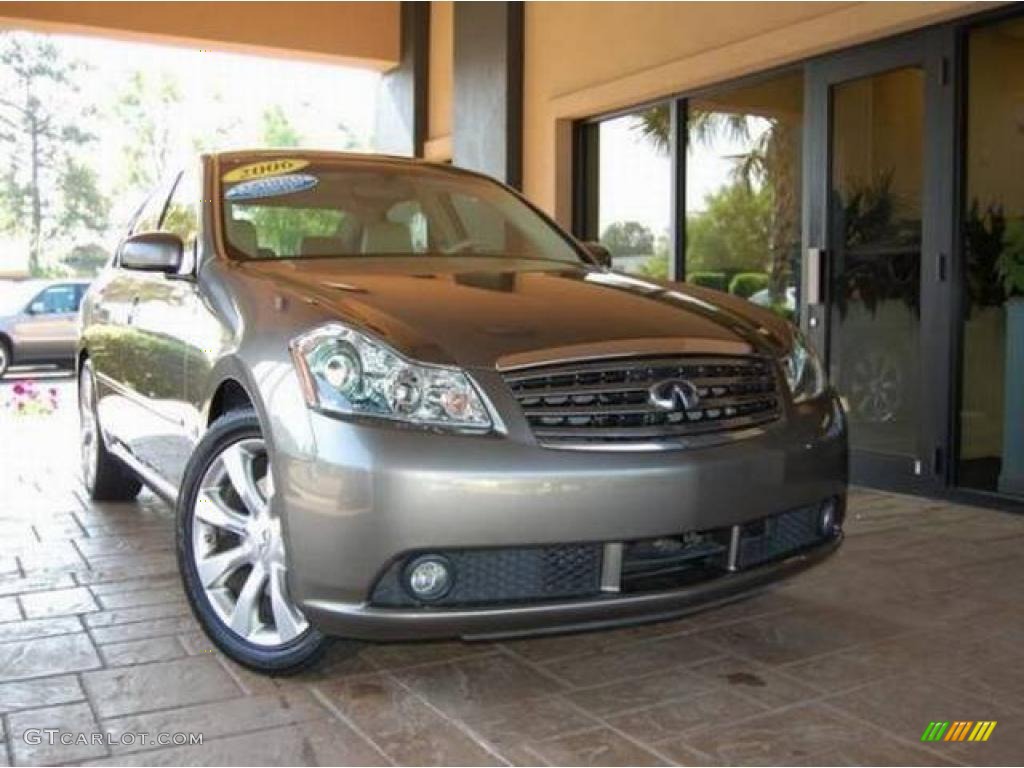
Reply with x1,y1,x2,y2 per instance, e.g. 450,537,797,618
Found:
361,222,412,255
300,237,349,258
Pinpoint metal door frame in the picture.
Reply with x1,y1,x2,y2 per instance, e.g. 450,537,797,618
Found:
803,27,957,494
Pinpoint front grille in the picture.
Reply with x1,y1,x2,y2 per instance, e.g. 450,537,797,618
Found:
620,532,730,592
502,355,781,447
368,500,840,610
370,544,602,608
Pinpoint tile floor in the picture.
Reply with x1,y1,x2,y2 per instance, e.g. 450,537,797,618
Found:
0,377,1021,766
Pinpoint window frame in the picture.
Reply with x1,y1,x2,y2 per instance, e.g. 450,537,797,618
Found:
573,65,804,285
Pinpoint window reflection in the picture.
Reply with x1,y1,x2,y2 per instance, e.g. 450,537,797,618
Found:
958,17,1024,497
685,72,803,320
597,107,672,277
829,68,923,458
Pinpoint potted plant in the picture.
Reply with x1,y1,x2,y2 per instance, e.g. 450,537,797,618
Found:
997,230,1024,495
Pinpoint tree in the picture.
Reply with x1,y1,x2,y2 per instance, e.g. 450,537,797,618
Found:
0,32,108,275
262,104,302,148
600,220,655,257
686,180,771,275
114,69,183,192
632,103,800,303
62,242,110,275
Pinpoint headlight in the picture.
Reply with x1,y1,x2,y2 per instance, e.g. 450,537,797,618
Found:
290,323,492,430
781,330,826,403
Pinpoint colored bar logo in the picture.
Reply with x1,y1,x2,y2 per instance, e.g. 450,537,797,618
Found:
921,721,997,742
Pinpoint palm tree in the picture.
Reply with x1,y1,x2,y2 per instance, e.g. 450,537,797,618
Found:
631,104,799,305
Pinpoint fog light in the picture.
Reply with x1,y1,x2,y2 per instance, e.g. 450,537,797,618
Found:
403,555,452,602
819,499,840,536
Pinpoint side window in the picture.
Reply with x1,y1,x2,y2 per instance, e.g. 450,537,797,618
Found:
163,167,200,244
29,285,78,315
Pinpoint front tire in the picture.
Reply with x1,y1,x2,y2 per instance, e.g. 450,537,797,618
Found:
177,409,327,674
79,360,142,501
0,338,10,378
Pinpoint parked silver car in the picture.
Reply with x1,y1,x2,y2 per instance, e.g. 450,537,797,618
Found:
0,280,90,377
78,151,847,672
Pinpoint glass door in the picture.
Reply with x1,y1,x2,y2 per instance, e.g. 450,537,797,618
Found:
806,31,955,492
957,16,1024,500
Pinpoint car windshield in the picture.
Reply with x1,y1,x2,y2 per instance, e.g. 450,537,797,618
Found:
217,156,584,265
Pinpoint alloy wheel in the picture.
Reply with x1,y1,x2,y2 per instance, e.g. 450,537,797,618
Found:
191,438,309,647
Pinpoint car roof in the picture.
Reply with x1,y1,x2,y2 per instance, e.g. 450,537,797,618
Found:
204,149,497,185
208,148,430,167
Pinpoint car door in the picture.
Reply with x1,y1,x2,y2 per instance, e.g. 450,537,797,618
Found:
91,175,181,471
119,168,199,486
13,283,81,363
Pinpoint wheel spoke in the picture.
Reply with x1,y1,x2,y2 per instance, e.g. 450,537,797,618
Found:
229,562,267,638
191,435,306,649
197,544,250,588
269,566,302,643
220,443,266,517
195,491,249,536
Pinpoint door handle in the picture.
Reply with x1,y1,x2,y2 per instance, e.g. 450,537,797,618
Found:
804,247,827,330
805,247,825,306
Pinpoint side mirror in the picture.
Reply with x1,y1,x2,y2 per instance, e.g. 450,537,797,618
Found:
582,241,613,268
28,301,45,314
119,232,184,273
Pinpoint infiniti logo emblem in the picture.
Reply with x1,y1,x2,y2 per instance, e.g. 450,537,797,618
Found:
649,379,700,412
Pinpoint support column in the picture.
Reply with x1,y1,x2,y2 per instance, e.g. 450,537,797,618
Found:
374,1,429,157
453,1,523,187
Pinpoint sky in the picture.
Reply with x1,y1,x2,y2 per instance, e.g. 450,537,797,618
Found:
55,32,381,222
0,29,380,272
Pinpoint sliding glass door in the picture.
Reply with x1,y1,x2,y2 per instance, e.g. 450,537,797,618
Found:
574,16,1024,504
957,17,1024,499
805,30,956,492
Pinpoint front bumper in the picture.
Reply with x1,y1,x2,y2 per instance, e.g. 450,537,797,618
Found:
304,533,841,641
273,392,847,640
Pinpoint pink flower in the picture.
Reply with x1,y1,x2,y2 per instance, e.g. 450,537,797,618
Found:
12,383,26,396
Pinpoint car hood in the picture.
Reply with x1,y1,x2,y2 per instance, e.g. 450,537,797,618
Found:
239,257,795,370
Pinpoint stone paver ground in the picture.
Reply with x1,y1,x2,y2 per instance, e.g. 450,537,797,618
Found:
0,375,1022,765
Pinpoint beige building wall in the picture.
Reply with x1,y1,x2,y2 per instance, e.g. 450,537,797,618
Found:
521,1,996,225
0,1,400,69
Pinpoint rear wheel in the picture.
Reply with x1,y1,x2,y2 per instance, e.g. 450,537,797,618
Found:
79,360,142,501
177,409,327,673
0,339,10,378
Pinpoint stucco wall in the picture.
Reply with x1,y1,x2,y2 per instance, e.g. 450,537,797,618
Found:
522,1,994,224
0,1,400,69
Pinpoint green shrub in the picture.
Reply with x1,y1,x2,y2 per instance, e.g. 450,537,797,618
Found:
728,272,770,298
686,271,729,292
